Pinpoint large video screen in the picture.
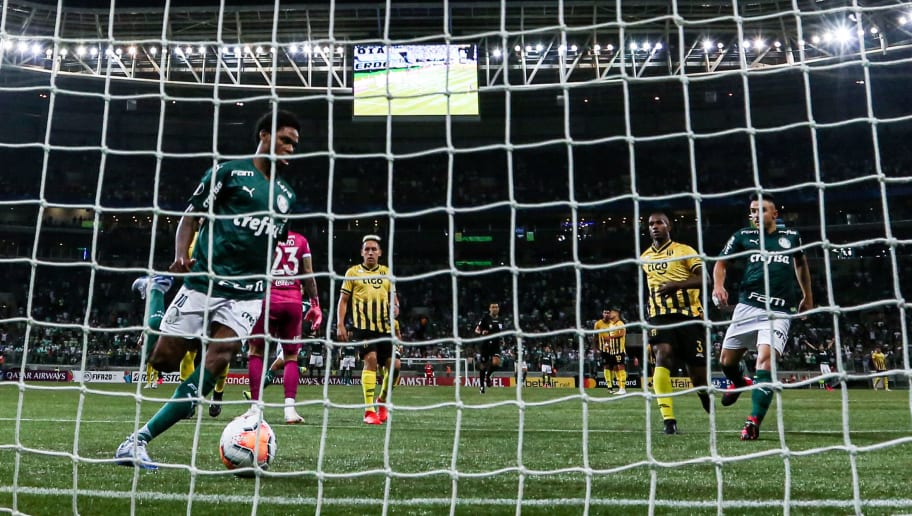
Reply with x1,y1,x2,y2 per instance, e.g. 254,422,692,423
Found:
352,43,479,117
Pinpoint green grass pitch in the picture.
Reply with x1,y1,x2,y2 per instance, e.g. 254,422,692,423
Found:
1,382,910,515
353,64,479,117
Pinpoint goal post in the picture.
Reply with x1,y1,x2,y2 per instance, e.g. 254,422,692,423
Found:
1,0,911,514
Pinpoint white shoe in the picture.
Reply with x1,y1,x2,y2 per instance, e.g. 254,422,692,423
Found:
616,388,627,395
131,275,174,300
114,435,157,470
284,410,304,424
150,382,158,389
241,404,262,419
143,383,151,389
284,398,303,424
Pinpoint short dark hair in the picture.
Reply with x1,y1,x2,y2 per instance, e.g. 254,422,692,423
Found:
254,109,301,143
749,192,776,205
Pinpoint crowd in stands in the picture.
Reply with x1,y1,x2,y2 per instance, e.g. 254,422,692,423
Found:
1,105,910,383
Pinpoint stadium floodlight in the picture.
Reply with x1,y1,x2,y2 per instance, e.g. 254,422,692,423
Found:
535,43,543,52
773,41,782,49
717,42,724,49
128,46,137,56
653,42,663,51
491,48,502,58
592,44,601,52
89,46,98,56
302,44,311,54
811,34,821,44
17,41,28,53
335,47,343,54
76,45,86,56
115,47,123,56
185,45,193,55
642,41,651,51
150,46,158,55
606,43,614,51
32,43,42,54
899,15,908,25
570,44,578,52
243,45,251,54
557,44,566,54
630,41,639,51
513,44,521,53
834,26,852,43
44,49,52,58
289,44,298,54
1,39,11,50
702,40,713,51
199,46,206,55
753,38,765,50
741,39,751,49
321,46,329,54
233,45,241,55
59,47,68,56
870,27,879,35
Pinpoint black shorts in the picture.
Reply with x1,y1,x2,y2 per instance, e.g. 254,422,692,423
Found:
479,342,501,363
351,329,395,365
647,315,706,367
602,351,626,368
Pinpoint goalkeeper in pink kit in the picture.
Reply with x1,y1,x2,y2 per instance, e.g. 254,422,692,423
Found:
246,230,323,424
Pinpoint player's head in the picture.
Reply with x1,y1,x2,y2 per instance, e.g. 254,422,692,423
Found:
647,211,671,244
361,234,382,267
607,306,621,321
489,303,500,316
254,110,301,165
749,193,778,231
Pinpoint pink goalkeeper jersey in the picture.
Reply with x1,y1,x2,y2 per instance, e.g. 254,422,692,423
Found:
269,231,310,303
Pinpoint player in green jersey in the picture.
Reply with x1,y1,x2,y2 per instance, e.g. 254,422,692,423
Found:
712,193,814,441
115,110,301,469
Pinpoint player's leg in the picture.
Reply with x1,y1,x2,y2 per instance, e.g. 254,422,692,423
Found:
682,326,710,413
246,309,268,402
489,354,501,387
376,346,398,423
208,362,230,418
180,350,197,382
819,363,834,390
719,307,756,406
478,355,489,394
133,275,173,388
602,351,615,393
615,353,628,394
651,339,678,434
281,344,304,424
741,320,789,441
360,342,381,424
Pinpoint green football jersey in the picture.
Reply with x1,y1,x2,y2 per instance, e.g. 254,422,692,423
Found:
184,159,296,300
719,226,804,313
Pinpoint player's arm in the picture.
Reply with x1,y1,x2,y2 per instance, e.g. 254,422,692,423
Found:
712,260,730,307
301,254,322,332
170,211,200,273
336,289,351,342
793,253,813,314
474,316,487,336
657,264,704,296
392,291,401,319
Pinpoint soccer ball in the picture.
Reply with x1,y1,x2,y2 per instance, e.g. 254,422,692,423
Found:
219,414,276,476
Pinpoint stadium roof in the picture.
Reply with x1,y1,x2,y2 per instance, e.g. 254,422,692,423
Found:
2,0,910,90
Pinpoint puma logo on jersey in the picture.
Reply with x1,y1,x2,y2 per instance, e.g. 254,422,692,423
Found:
749,239,759,244
241,186,256,197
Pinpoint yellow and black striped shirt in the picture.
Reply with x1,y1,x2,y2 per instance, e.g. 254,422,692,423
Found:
341,264,394,333
871,351,886,371
595,319,626,354
640,240,704,319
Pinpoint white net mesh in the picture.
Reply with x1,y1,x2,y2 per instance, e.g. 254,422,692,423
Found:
1,0,911,514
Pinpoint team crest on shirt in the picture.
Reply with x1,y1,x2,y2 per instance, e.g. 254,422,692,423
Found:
276,194,289,213
778,237,791,248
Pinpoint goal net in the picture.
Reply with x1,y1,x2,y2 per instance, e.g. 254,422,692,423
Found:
1,0,910,514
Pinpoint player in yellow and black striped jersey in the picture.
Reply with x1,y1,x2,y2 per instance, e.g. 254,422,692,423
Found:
871,346,890,391
640,211,710,434
337,235,401,425
594,307,627,394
